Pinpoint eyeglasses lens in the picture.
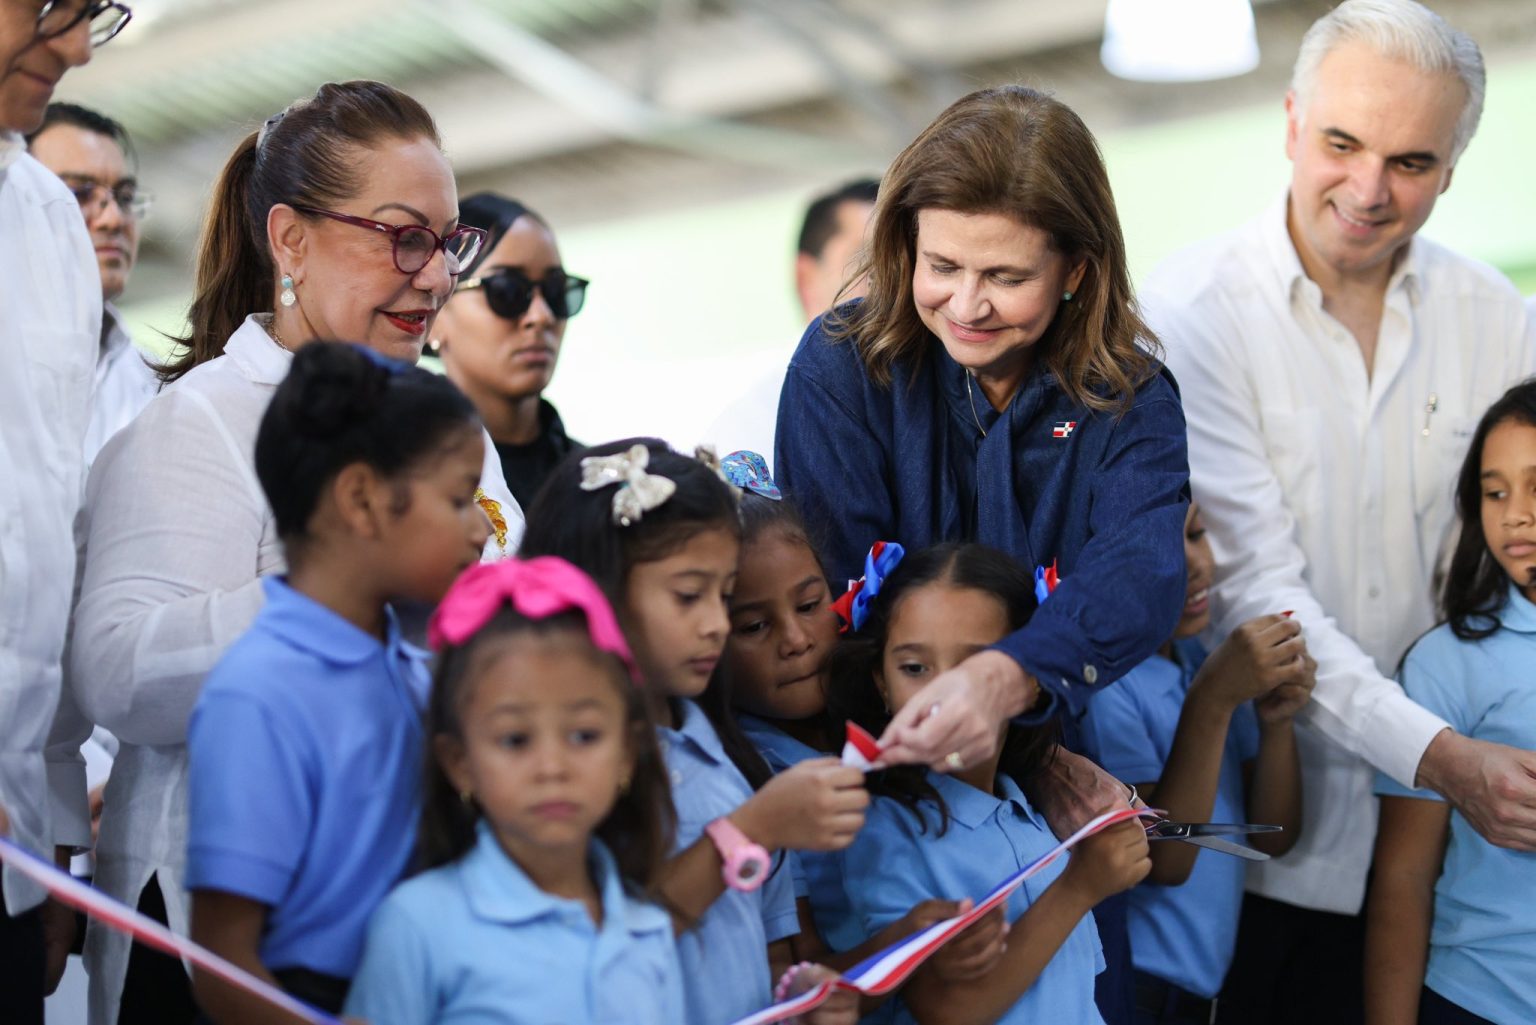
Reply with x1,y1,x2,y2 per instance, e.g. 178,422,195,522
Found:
483,271,586,321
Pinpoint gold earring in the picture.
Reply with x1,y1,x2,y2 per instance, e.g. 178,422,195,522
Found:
617,775,631,796
460,788,474,806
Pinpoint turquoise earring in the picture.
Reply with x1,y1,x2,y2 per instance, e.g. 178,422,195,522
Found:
280,274,297,308
1062,290,1074,302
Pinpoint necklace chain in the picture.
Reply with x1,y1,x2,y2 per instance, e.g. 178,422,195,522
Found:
265,317,292,353
964,370,988,439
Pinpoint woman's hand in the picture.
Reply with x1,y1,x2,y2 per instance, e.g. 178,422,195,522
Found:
1059,819,1151,907
1022,748,1135,841
734,758,869,852
875,650,1038,772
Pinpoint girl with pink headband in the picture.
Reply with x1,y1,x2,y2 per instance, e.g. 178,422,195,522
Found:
346,555,685,1023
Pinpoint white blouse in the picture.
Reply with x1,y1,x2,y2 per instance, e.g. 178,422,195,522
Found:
55,315,522,1023
0,139,100,917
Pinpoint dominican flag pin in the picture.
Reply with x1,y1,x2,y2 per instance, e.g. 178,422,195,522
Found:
1052,421,1077,438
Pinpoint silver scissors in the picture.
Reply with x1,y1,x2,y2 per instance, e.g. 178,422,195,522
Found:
1144,821,1282,861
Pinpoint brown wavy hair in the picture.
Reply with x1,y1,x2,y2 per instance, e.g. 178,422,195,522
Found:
828,84,1159,413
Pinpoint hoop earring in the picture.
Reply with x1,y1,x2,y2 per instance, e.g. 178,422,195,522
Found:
280,274,297,308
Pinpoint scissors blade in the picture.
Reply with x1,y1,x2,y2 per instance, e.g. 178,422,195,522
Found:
1176,834,1271,861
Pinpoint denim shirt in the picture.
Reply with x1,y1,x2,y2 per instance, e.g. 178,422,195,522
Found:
775,313,1189,716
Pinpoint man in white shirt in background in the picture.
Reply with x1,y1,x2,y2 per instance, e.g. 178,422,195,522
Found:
1141,3,1536,1023
28,101,157,463
703,178,877,462
0,3,124,1022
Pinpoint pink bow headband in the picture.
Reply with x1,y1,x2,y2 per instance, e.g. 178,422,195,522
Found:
428,557,641,683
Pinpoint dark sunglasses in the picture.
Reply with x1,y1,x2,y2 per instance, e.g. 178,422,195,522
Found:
454,268,590,321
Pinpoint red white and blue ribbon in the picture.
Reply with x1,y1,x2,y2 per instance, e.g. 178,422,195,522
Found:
840,722,883,771
0,838,341,1025
832,541,906,634
727,804,1156,1025
1034,559,1059,605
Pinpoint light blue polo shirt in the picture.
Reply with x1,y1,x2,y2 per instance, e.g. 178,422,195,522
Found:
739,714,866,954
344,824,683,1024
842,771,1106,1025
661,700,800,1025
186,577,430,978
1375,584,1536,1025
1075,637,1260,999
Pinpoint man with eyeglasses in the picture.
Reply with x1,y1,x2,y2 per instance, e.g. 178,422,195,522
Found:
0,3,130,1022
28,101,157,461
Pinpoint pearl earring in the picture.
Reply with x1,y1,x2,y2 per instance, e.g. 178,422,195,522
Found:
280,274,297,308
1062,290,1074,302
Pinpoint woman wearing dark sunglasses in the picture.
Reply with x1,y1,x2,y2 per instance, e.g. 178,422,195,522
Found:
431,192,588,507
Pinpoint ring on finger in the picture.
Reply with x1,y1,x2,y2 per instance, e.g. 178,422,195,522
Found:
945,751,964,771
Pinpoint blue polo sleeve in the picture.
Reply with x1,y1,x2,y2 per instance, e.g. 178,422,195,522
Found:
186,689,315,903
343,896,437,1025
993,380,1189,715
1376,633,1463,802
1075,672,1165,786
762,848,802,943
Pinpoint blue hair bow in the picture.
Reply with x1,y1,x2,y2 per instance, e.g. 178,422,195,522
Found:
832,540,906,633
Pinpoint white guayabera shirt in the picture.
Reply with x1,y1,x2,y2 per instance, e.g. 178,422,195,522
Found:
48,314,523,1024
1141,193,1536,915
0,134,99,916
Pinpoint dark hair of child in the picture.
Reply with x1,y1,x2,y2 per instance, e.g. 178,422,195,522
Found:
520,437,742,601
698,492,834,792
826,542,1060,836
418,606,676,894
254,340,480,554
1443,378,1536,641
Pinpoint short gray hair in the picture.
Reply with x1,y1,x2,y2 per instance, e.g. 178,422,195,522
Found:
1291,0,1485,162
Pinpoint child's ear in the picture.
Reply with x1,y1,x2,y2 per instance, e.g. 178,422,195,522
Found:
330,462,390,540
434,733,472,798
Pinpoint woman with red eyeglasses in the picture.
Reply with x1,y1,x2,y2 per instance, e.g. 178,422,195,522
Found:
51,81,522,1025
430,193,588,507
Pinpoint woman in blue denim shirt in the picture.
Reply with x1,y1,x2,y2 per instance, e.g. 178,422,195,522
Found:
775,85,1190,1025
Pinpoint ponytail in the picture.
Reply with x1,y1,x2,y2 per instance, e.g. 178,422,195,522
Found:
161,81,442,383
158,134,268,382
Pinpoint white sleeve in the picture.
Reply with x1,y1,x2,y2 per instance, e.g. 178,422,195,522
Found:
1153,300,1447,788
69,389,271,748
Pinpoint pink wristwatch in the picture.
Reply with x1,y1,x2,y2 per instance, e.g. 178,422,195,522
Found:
704,817,771,892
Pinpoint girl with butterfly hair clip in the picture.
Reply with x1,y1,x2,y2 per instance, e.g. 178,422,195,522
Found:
521,439,863,1025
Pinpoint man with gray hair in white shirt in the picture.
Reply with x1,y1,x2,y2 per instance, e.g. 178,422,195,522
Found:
0,3,130,1022
1141,2,1535,1022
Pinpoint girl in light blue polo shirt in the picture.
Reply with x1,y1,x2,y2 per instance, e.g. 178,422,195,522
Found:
346,557,685,1024
702,455,1003,1019
186,343,491,1018
829,542,1152,1025
519,440,862,1025
1367,380,1536,1025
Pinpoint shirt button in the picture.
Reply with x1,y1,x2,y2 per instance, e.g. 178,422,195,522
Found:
1368,586,1381,599
1082,664,1099,685
670,770,682,785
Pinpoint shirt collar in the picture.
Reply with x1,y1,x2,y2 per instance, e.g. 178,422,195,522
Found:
926,769,1040,830
258,576,408,666
461,822,670,936
101,303,133,358
659,699,730,766
1264,190,1423,309
737,714,821,767
1500,583,1536,635
224,313,294,386
0,131,22,175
